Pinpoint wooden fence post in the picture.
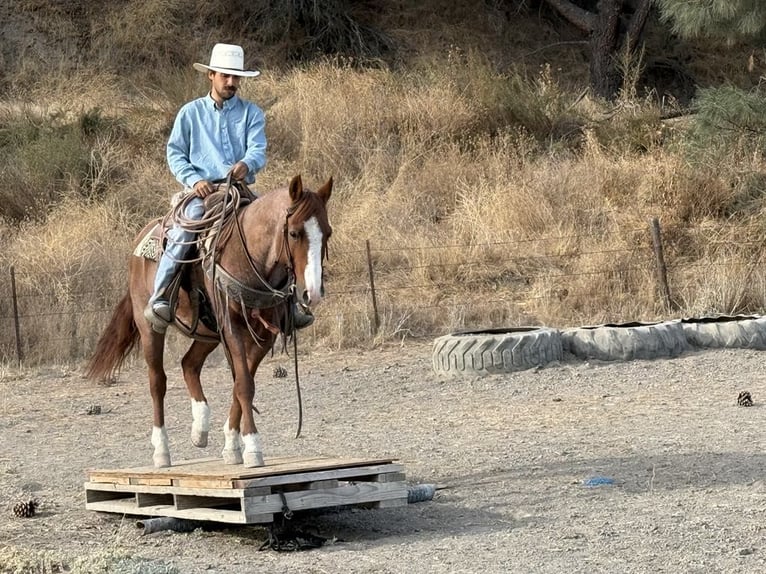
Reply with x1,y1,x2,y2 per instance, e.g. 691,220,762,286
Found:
10,266,23,366
650,217,674,311
365,239,380,333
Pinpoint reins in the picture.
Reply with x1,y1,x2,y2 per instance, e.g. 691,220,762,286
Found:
170,175,306,439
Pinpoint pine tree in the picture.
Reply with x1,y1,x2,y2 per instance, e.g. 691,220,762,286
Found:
656,0,766,40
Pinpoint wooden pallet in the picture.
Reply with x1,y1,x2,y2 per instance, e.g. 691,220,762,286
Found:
85,455,407,524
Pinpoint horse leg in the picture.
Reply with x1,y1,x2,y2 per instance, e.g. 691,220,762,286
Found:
240,335,276,468
222,328,274,468
181,340,219,448
222,392,244,465
140,324,171,468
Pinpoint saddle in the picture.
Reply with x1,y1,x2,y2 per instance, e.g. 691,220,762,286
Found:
134,221,219,342
134,185,256,342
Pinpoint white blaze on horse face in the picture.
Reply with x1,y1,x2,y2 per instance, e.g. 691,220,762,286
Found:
303,216,324,305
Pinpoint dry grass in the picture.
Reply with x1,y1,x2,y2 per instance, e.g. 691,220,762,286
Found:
1,2,766,363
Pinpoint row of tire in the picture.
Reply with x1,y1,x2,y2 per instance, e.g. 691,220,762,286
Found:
432,315,766,377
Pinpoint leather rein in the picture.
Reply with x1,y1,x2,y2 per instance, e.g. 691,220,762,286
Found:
198,182,306,438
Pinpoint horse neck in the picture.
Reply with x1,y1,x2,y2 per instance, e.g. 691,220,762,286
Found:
224,192,289,285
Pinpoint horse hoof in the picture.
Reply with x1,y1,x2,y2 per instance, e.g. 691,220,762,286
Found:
243,451,265,468
153,453,171,468
191,429,208,448
222,448,243,465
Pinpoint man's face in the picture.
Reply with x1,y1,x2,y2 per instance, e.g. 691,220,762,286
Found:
210,71,242,101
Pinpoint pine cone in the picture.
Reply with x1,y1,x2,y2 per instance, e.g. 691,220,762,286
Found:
738,391,754,407
12,499,38,518
273,366,288,378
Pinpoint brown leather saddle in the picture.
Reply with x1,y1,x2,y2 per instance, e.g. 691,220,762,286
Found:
134,185,257,342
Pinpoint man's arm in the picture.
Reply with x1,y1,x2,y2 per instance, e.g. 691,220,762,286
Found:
240,104,267,177
167,107,202,189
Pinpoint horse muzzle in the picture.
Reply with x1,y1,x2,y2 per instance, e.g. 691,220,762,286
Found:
301,284,324,307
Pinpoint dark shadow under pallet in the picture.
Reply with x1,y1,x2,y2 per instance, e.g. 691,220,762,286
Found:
85,455,407,524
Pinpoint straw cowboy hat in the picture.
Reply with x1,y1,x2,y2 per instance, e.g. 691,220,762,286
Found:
193,43,260,78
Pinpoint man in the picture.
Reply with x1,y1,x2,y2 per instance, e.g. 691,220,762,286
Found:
144,43,267,330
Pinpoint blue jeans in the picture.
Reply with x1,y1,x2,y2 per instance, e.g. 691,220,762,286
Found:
150,196,205,303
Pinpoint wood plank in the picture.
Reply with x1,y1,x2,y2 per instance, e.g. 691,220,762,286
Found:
87,456,324,482
85,499,257,524
87,456,397,485
89,474,130,485
242,481,407,517
85,481,248,498
131,477,173,487
373,472,406,483
236,463,404,490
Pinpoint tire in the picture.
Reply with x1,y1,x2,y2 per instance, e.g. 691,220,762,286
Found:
680,315,766,350
432,327,563,377
562,320,689,362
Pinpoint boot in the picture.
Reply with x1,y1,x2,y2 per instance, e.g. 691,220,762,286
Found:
144,249,182,331
292,301,315,330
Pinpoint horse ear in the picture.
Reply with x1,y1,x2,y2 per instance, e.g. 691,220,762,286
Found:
316,176,333,204
289,174,304,203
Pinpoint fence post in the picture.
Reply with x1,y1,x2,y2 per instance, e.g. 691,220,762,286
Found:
650,217,674,311
10,266,22,366
365,239,380,333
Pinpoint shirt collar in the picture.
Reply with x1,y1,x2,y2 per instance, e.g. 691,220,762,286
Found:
206,93,240,110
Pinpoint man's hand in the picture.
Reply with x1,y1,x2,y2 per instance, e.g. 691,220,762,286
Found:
192,180,214,198
229,161,249,181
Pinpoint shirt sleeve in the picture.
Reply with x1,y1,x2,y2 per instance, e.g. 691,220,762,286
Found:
166,105,202,189
241,104,267,176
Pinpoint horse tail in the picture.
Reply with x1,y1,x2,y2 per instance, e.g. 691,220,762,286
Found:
85,291,139,381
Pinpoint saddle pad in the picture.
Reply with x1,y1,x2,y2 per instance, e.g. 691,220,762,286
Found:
134,224,161,261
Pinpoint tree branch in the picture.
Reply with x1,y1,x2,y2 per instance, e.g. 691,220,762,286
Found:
544,0,597,33
625,0,653,53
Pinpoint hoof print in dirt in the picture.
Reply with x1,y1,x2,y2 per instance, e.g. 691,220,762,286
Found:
12,498,39,518
737,391,754,407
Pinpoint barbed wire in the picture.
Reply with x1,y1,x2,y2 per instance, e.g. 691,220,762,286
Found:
0,228,763,364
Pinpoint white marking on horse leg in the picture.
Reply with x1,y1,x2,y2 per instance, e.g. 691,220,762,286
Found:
303,216,324,305
190,399,210,448
151,426,171,468
221,418,243,465
242,432,265,468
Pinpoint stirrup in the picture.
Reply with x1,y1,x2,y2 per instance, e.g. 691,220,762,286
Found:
292,302,314,330
144,299,172,333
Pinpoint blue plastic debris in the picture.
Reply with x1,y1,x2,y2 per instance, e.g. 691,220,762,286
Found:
583,476,615,487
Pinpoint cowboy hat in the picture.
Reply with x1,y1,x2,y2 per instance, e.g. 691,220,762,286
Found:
193,43,260,78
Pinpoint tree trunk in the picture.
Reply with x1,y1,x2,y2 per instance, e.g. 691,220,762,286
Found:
589,0,622,99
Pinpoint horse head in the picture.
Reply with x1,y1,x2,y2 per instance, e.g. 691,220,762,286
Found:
284,174,333,309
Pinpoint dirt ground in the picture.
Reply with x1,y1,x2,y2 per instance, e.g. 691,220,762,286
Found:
2,339,766,573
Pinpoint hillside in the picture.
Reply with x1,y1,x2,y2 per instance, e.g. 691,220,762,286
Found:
3,0,762,98
2,0,766,363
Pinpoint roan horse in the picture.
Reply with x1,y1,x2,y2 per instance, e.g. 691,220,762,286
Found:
86,175,332,468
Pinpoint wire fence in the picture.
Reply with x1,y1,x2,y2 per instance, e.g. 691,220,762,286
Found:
0,218,761,365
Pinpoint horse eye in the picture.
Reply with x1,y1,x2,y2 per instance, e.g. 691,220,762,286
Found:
289,230,300,239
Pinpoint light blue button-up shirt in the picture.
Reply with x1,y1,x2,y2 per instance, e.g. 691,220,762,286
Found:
166,94,267,189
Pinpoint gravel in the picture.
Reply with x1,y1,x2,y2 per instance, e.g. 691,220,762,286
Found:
1,341,766,573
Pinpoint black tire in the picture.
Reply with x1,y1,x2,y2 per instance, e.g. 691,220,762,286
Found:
432,327,563,377
562,320,689,362
680,315,766,350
